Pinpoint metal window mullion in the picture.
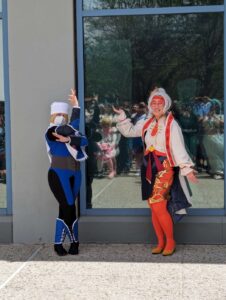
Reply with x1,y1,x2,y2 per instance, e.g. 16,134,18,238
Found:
0,208,7,215
84,208,225,216
86,208,150,216
82,5,224,17
2,0,12,215
189,209,225,216
76,0,87,216
224,6,226,215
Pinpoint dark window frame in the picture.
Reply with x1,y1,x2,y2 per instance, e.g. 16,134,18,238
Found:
0,0,12,216
75,1,226,216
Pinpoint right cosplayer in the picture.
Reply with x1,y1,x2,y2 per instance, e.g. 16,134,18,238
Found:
114,88,198,256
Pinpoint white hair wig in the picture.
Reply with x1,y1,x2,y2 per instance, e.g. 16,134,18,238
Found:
148,88,172,114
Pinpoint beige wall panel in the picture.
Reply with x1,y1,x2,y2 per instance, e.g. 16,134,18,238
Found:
8,0,75,242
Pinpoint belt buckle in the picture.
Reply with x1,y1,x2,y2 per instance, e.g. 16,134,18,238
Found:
149,145,155,152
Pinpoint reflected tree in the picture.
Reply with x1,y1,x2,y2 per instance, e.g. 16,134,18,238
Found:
84,12,223,102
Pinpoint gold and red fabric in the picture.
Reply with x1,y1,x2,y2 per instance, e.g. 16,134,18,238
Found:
148,159,174,205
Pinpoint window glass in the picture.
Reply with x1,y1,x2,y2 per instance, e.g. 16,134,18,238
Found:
84,13,224,209
0,20,6,209
83,0,223,10
0,1,2,13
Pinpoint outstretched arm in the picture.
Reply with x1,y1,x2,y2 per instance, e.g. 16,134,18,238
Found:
112,106,144,138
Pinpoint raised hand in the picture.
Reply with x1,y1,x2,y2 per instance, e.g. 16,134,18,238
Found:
112,105,123,115
112,105,127,122
68,89,79,107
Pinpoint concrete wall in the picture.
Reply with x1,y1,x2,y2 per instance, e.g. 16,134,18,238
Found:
7,0,75,243
0,216,12,243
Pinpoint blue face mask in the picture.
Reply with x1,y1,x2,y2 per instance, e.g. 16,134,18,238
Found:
54,115,66,126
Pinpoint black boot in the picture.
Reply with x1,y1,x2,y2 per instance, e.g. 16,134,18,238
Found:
54,244,67,256
68,242,79,255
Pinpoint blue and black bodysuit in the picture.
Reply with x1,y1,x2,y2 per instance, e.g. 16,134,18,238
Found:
45,107,88,247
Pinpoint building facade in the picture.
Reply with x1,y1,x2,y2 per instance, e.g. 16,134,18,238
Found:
0,0,225,244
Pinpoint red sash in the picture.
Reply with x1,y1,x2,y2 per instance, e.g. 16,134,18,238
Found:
141,116,155,141
165,112,175,166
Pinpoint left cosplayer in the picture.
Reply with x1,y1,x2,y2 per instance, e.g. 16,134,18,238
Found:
45,89,88,256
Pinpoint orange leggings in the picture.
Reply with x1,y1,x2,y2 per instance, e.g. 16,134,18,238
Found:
148,159,175,250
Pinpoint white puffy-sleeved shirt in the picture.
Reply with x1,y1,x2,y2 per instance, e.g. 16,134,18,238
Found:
116,111,194,176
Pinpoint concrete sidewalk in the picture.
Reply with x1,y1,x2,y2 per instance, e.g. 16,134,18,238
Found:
0,244,226,300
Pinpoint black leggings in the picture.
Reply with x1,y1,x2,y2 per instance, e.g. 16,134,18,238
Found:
48,169,77,228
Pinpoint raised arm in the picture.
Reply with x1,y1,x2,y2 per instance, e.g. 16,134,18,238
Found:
68,89,80,130
112,106,145,138
51,89,88,147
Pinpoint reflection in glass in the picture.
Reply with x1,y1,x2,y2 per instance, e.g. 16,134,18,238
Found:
84,13,224,209
0,20,6,209
0,1,2,13
83,0,223,10
0,21,4,101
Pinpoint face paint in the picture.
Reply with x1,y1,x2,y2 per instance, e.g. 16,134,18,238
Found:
148,88,172,115
150,96,165,118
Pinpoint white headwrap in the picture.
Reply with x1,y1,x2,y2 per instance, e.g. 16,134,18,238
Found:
51,102,69,115
148,88,172,114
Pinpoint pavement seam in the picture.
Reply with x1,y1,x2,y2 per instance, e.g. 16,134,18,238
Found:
0,246,43,290
93,178,115,200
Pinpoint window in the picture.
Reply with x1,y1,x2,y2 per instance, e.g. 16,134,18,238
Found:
76,1,225,214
